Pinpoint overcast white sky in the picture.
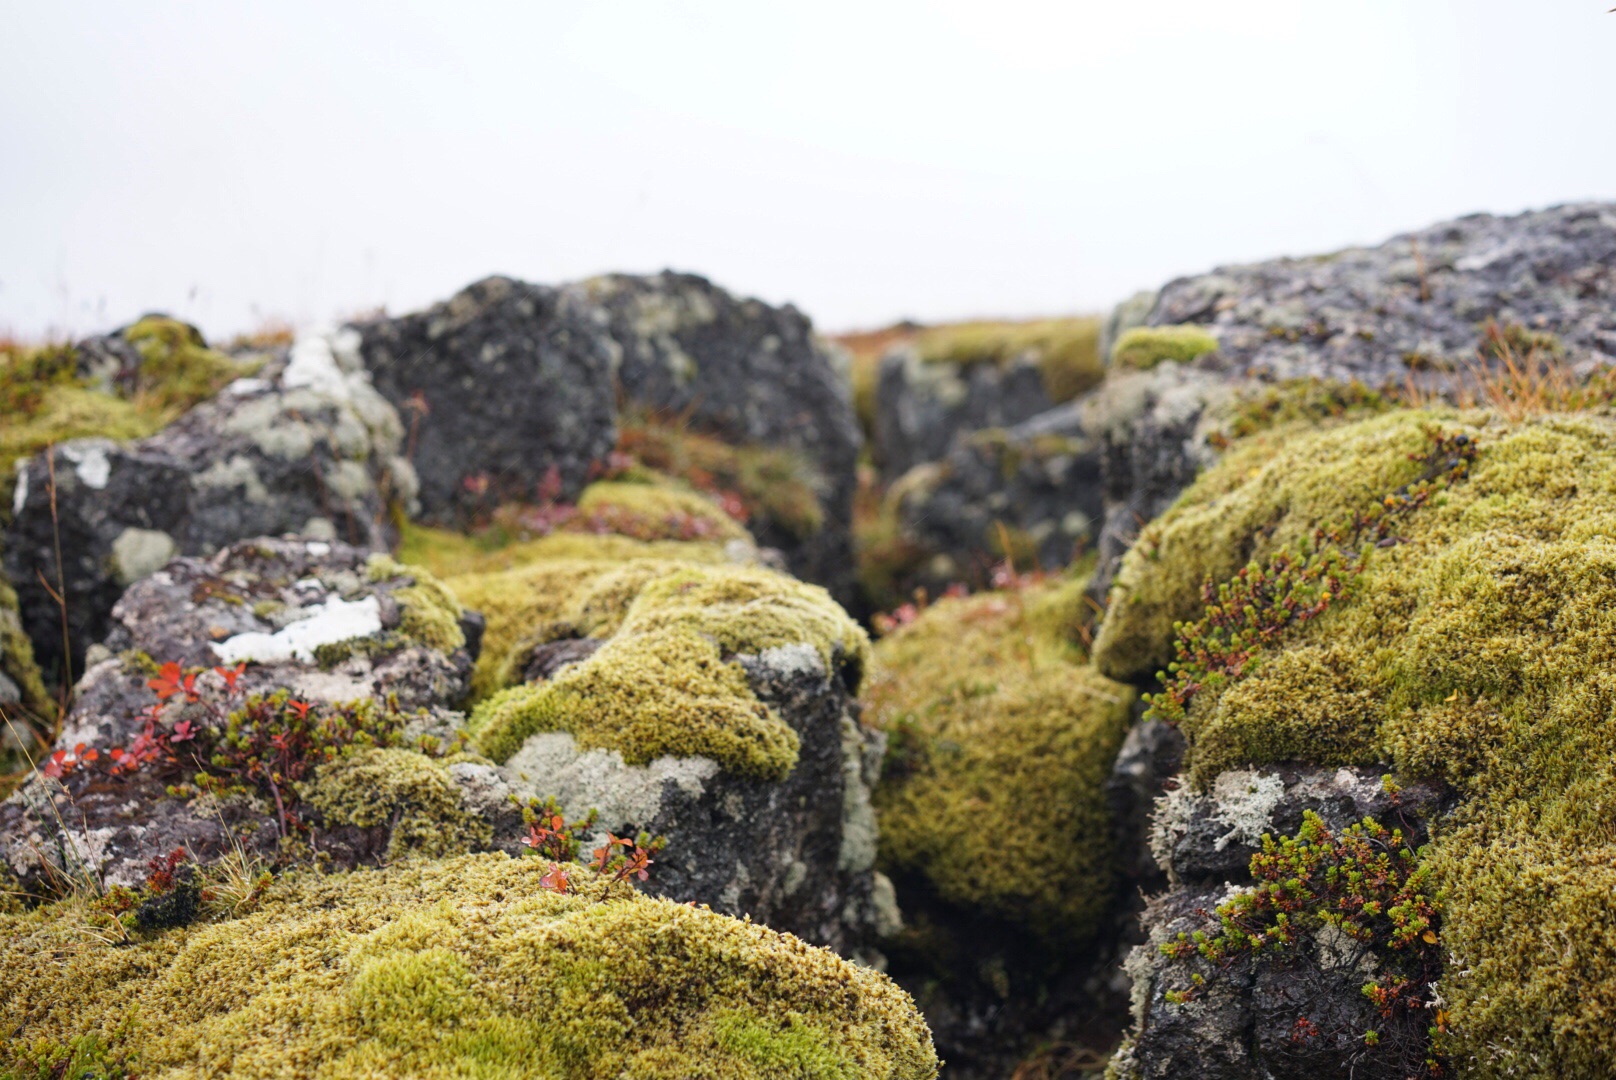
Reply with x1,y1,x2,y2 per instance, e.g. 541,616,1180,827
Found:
2,2,1613,340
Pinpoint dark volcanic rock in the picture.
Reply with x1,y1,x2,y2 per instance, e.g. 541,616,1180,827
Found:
873,346,1054,483
1,538,478,895
494,640,891,954
567,271,862,606
5,333,413,678
1111,765,1452,1080
354,275,620,524
887,399,1105,593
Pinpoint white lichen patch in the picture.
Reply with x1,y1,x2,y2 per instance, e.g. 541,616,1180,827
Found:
1209,769,1286,851
110,527,177,585
211,594,383,665
59,440,112,489
502,730,718,830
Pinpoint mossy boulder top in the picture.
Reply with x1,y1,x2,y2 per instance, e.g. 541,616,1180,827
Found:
0,852,939,1079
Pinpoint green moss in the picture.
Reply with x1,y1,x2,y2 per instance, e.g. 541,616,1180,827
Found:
466,563,869,779
397,516,733,583
1109,324,1219,370
915,317,1105,404
868,578,1133,942
121,316,255,416
365,555,466,654
0,323,253,515
0,572,55,794
618,416,826,540
0,853,938,1079
575,479,753,543
301,747,492,860
853,466,930,615
1092,408,1616,1076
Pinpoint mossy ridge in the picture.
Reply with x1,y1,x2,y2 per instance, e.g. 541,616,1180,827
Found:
914,317,1105,404
1109,325,1219,370
1092,408,1616,1076
868,576,1133,943
300,747,491,860
397,520,730,581
618,415,826,540
0,853,938,1079
466,562,870,779
0,320,255,514
575,479,752,543
363,554,466,654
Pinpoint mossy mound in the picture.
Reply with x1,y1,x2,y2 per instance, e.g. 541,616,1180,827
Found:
1108,324,1219,370
0,319,254,513
618,416,826,540
575,479,753,543
300,747,492,860
397,520,731,581
915,317,1105,404
868,576,1133,943
0,853,938,1079
1093,407,1616,1076
459,560,869,779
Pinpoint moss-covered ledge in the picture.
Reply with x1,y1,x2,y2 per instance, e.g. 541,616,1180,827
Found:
0,853,939,1079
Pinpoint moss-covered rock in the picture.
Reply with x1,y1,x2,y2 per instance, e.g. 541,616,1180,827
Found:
913,317,1105,404
0,321,254,514
0,572,56,794
301,747,492,861
575,479,754,543
1109,325,1219,370
466,562,870,779
1095,408,1616,1077
0,853,938,1078
869,578,1133,943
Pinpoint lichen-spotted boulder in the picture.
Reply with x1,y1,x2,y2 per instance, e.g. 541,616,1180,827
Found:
1,537,483,894
452,555,889,953
0,853,940,1079
567,271,862,606
352,276,619,524
5,326,414,677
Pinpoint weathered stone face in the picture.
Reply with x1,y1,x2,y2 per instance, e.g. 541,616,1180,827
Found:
354,276,620,526
4,333,412,678
567,271,862,607
873,346,1056,483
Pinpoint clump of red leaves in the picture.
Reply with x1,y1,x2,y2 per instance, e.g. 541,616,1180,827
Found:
193,690,411,838
518,796,664,896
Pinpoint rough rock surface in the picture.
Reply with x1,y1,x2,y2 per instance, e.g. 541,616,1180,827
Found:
1144,201,1616,385
568,271,862,605
884,203,1616,610
873,346,1053,483
0,538,476,895
5,332,413,677
354,275,620,523
888,400,1104,592
494,637,891,954
1112,765,1451,1080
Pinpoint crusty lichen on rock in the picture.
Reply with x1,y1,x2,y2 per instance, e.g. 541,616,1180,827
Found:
1093,407,1616,1077
0,853,939,1079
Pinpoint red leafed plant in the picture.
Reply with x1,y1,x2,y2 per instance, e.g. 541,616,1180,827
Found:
519,797,663,895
